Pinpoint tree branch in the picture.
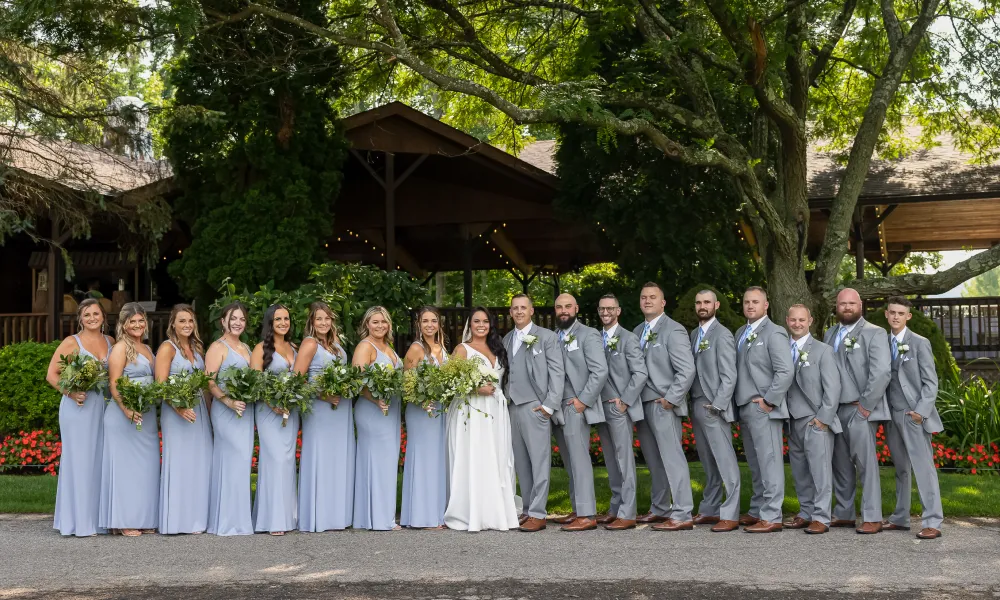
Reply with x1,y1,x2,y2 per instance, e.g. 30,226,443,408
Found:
809,0,859,84
848,244,1000,300
880,0,903,54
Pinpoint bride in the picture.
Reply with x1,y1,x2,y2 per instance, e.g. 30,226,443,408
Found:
444,307,521,531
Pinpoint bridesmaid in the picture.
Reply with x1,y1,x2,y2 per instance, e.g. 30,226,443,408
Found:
400,306,448,529
156,304,212,534
352,305,403,531
295,301,355,532
46,298,113,537
250,304,299,535
101,302,159,536
205,302,254,536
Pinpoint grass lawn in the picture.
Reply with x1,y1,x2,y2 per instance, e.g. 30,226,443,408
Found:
2,464,997,517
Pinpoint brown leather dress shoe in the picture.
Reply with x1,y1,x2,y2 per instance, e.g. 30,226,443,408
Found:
783,516,811,529
604,518,637,530
551,512,577,525
596,513,617,525
637,512,668,524
738,513,760,526
518,514,529,525
561,516,597,532
856,521,883,534
916,528,942,539
881,521,911,531
744,520,783,533
805,521,829,534
651,518,694,531
710,520,740,532
693,514,720,525
519,517,546,532
830,519,856,528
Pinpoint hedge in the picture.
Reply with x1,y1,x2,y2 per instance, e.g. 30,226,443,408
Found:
0,341,62,435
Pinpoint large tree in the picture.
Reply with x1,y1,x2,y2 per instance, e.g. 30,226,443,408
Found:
210,0,1000,319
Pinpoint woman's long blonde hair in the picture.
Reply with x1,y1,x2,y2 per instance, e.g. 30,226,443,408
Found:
414,305,446,358
304,301,340,353
167,304,204,358
115,302,147,365
357,305,393,346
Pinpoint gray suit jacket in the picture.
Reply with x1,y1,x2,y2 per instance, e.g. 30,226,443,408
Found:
555,320,609,426
787,336,843,433
600,324,648,423
734,316,794,420
689,319,738,423
633,314,696,417
502,322,566,413
890,330,943,434
823,317,891,421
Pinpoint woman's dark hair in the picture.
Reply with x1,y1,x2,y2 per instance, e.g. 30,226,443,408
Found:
469,306,509,390
219,301,248,335
260,304,289,371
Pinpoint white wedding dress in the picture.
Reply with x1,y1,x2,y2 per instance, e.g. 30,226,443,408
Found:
444,343,521,531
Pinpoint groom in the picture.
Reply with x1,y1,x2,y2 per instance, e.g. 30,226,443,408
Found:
503,294,565,532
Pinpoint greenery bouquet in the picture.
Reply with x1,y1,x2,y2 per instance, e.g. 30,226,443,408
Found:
364,362,403,416
160,369,214,412
263,370,314,426
217,366,263,418
115,376,159,431
402,361,446,416
58,353,109,396
314,362,365,409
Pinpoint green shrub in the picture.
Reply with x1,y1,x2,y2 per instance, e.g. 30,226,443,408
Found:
864,308,961,385
671,283,744,333
0,342,61,435
937,376,1000,449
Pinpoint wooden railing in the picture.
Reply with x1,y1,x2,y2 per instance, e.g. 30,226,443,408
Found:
0,313,49,346
913,297,1000,360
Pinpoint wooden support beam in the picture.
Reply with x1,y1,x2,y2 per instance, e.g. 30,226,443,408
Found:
854,208,865,280
359,229,427,278
490,228,533,276
463,236,474,309
385,152,395,271
393,154,427,189
349,149,386,188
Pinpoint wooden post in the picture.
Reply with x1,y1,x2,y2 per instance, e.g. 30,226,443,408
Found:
463,235,474,309
385,152,396,271
46,219,65,341
435,272,445,305
552,272,561,299
854,208,865,280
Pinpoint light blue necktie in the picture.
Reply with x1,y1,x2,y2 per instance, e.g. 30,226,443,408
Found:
697,327,705,346
602,330,609,349
559,329,565,344
641,322,651,350
891,336,899,361
738,325,751,350
834,327,848,351
791,338,799,363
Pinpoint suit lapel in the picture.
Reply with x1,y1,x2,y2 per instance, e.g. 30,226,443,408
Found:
794,336,811,386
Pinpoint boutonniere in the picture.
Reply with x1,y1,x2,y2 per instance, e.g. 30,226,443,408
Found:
746,331,758,347
606,336,619,351
563,333,577,346
644,330,658,346
843,336,859,352
697,339,710,353
522,334,538,348
798,351,810,368
897,343,909,355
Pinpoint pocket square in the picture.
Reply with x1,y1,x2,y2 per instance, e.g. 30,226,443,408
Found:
567,340,580,352
652,343,662,348
532,348,542,356
755,341,764,346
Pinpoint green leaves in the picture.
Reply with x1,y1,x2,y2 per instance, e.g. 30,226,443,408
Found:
0,342,62,436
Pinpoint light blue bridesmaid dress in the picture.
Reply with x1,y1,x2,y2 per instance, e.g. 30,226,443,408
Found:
54,334,110,537
207,340,255,536
253,350,300,533
298,338,355,532
99,348,159,530
353,339,402,530
158,341,212,534
400,344,448,528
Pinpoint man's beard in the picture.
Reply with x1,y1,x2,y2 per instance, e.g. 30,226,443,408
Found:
697,308,716,322
838,311,861,325
557,315,576,330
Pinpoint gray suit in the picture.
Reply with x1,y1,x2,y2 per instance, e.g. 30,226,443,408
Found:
503,323,566,519
633,314,696,522
689,319,741,521
552,320,608,518
823,317,890,523
786,335,841,525
885,329,944,530
597,323,647,520
734,316,794,524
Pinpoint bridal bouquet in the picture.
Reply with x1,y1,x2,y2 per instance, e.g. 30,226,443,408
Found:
402,362,446,416
262,370,314,427
160,369,214,412
58,353,109,396
115,376,159,431
217,366,264,417
364,362,403,416
437,357,499,415
315,362,365,409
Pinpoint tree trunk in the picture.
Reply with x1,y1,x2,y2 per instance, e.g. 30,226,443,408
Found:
763,249,812,331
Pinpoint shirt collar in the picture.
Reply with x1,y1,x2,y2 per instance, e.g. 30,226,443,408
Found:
793,333,811,350
645,313,664,330
517,323,533,336
604,323,618,338
893,327,908,343
746,316,766,333
841,320,860,334
700,317,716,333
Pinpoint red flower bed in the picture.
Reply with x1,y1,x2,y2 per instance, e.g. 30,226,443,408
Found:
0,430,62,475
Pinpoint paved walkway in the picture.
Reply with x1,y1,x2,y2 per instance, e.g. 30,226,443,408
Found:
2,515,999,598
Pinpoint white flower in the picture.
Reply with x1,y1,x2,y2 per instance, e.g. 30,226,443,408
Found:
897,343,909,355
523,334,538,347
607,336,620,351
844,336,859,352
798,351,809,367
697,340,710,353
746,331,758,347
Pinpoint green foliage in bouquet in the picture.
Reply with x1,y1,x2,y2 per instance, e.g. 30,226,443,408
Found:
402,362,447,415
115,376,159,431
364,362,403,416
262,370,314,426
160,369,213,411
218,366,264,417
58,353,109,395
314,361,364,410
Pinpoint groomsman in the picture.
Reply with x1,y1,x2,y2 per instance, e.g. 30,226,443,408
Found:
633,282,697,531
551,293,608,532
595,293,648,530
503,294,565,533
734,286,793,533
882,297,944,540
688,290,741,533
784,304,842,534
823,288,891,534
